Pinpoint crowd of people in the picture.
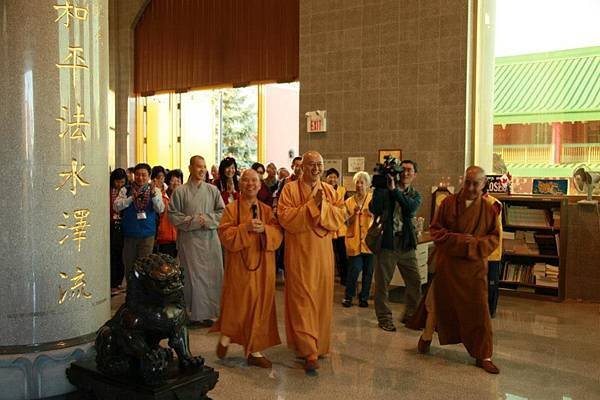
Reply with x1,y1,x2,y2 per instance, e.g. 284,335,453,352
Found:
109,151,503,375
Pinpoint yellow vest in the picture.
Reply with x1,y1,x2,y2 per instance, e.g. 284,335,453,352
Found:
484,194,503,262
344,193,373,256
333,186,347,238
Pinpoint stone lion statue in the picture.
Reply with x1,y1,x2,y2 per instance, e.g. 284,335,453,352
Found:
95,253,203,384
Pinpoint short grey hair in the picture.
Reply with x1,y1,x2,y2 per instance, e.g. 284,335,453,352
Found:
353,171,371,187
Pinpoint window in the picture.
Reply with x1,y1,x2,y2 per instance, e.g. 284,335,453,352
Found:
136,83,299,172
475,0,600,192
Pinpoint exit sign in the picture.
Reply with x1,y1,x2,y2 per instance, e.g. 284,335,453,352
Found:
306,110,327,133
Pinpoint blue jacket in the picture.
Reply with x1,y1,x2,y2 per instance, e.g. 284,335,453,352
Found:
369,186,422,251
121,196,158,238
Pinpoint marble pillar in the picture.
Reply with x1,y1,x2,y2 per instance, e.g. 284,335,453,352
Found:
0,1,110,398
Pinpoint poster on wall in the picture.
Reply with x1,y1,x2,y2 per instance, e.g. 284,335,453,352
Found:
323,159,342,177
378,149,402,163
347,157,365,173
532,179,569,196
486,174,512,194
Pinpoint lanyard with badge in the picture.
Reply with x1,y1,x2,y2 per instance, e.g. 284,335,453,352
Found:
133,184,152,220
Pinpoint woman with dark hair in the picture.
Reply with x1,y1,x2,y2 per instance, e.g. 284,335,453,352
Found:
151,165,167,192
156,169,184,258
109,168,128,295
251,162,274,206
213,157,240,205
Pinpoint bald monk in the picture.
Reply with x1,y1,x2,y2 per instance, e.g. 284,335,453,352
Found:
277,151,346,372
408,166,501,374
210,169,283,368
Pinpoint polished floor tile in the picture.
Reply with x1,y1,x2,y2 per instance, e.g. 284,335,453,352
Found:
111,285,600,400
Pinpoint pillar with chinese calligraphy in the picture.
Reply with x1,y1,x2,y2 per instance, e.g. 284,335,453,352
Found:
0,1,110,398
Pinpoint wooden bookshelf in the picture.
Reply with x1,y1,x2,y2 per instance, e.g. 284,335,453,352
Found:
493,194,566,301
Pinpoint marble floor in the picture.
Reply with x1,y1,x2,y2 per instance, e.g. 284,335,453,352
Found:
111,285,600,400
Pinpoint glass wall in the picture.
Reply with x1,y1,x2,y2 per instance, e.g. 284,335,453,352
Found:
476,0,600,193
136,83,298,174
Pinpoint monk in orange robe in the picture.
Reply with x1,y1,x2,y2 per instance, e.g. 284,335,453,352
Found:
210,169,283,368
277,151,346,373
408,166,501,374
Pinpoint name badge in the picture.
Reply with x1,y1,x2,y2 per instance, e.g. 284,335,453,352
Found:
137,212,147,220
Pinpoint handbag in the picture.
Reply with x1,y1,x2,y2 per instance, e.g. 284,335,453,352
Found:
365,208,387,254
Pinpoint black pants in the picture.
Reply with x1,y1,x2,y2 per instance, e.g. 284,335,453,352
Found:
110,223,125,288
488,261,501,317
157,242,178,258
276,242,285,271
332,237,348,284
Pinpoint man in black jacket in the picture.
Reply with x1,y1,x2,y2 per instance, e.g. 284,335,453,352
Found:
370,160,422,332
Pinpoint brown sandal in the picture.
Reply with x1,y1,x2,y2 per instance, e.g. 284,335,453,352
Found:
248,354,272,369
417,336,432,354
476,359,500,374
216,342,228,359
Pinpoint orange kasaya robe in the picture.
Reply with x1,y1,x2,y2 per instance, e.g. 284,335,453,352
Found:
277,180,346,358
210,199,283,356
408,191,500,359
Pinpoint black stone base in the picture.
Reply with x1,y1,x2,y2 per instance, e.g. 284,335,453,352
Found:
66,358,219,400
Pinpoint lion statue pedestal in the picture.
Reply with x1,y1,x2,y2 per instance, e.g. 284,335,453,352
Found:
66,254,218,399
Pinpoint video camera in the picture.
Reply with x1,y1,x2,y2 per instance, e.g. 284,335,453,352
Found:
372,156,403,189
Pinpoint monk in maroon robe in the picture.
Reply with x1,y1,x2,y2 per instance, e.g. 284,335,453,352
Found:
408,166,501,374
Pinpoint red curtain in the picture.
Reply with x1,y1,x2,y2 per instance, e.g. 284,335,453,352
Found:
134,0,299,94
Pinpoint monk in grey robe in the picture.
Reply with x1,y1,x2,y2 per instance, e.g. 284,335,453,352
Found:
169,155,225,327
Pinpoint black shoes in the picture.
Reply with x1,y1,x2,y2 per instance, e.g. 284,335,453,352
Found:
188,319,214,329
358,300,368,308
342,299,353,308
378,320,397,332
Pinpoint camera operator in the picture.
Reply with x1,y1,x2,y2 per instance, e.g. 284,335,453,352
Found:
369,159,422,332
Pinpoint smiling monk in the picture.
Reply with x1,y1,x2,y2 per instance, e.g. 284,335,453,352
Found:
210,169,283,368
277,151,346,373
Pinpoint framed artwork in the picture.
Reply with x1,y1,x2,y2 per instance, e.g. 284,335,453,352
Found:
378,149,402,164
532,179,568,196
431,186,454,221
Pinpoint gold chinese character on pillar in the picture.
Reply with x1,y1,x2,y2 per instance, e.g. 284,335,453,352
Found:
58,266,92,304
54,0,88,28
57,104,90,141
58,209,91,251
56,158,90,195
56,46,88,70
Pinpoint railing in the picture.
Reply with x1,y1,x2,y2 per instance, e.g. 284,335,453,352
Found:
493,144,553,163
561,143,600,163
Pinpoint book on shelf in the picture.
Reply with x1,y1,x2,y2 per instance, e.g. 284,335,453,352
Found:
501,262,559,289
534,233,558,256
505,205,551,228
503,236,540,256
534,263,559,288
551,208,560,229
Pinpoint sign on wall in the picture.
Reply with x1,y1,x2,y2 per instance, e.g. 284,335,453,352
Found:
306,110,327,133
486,174,512,194
347,157,365,173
